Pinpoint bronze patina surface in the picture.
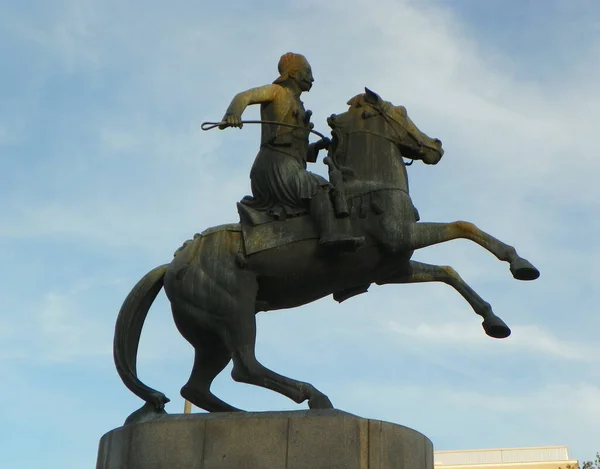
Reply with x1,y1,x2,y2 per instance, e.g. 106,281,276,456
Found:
112,53,540,421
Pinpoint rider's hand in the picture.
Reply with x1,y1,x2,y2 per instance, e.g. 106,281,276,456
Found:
219,114,243,129
315,137,331,151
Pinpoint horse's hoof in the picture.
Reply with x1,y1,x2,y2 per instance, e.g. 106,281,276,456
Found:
308,394,334,409
482,316,511,339
124,402,168,426
510,258,540,281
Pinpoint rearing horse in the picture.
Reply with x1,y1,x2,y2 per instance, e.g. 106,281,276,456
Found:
114,88,539,418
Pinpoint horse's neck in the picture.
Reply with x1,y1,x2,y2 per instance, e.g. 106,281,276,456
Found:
337,127,410,193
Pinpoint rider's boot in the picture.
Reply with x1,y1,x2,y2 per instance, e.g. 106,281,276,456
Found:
310,191,364,253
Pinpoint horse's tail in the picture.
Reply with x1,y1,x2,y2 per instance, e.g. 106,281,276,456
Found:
113,264,170,410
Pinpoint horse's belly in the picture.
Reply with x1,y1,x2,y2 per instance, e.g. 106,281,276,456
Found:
249,241,387,311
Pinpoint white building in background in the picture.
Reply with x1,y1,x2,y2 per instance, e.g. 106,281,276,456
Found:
435,446,579,469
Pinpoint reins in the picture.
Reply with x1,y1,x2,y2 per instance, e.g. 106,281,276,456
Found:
202,109,434,169
370,102,441,160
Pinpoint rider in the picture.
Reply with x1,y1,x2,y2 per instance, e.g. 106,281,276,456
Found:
220,52,364,252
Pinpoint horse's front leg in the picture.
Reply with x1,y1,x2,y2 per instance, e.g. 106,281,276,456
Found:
405,221,540,281
378,260,511,338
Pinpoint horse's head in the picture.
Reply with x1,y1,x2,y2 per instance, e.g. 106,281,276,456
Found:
337,88,444,165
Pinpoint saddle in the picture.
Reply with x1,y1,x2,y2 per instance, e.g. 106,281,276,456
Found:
237,202,318,256
236,185,418,256
237,202,370,302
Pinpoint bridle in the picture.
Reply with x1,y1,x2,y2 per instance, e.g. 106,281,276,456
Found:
346,102,440,166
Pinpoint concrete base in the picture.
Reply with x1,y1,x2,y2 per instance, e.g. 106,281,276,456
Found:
96,409,433,469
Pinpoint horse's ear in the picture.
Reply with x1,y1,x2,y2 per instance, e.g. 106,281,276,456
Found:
364,87,380,105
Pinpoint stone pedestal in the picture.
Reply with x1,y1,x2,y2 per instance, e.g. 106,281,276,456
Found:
96,409,433,469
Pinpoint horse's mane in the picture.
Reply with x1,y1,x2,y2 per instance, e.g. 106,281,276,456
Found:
346,94,369,109
345,93,406,122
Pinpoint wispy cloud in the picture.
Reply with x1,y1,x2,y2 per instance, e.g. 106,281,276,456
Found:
387,320,596,361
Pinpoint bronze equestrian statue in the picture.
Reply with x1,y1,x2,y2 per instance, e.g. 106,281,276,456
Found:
113,53,539,420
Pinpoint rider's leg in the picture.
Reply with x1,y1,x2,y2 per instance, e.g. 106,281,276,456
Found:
310,189,364,253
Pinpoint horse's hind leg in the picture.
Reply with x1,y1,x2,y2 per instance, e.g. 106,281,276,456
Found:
171,303,240,413
170,230,332,410
406,221,539,281
378,260,511,338
180,326,240,413
225,310,334,409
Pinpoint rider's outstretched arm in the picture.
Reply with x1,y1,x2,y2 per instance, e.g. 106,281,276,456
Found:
221,85,281,127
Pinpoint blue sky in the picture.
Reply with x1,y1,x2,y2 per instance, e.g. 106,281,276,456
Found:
1,1,599,467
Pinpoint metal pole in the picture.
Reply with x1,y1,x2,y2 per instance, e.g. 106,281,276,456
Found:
184,399,192,414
